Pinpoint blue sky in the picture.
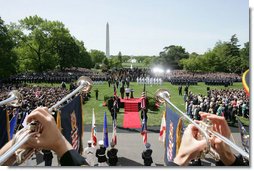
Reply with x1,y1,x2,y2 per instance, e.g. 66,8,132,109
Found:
0,0,249,56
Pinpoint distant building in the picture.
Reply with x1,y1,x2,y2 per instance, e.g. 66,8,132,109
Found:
128,58,137,63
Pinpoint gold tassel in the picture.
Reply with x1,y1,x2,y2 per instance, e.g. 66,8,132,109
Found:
56,110,61,131
6,110,10,141
176,118,183,155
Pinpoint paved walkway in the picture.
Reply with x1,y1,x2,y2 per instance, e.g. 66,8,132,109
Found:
18,125,245,167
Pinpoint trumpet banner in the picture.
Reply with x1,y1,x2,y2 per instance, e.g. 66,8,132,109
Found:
59,95,84,153
164,106,184,165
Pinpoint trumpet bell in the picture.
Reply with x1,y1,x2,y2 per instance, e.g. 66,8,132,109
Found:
155,89,170,103
7,90,23,107
77,76,93,93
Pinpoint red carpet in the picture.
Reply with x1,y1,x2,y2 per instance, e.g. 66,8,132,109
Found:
123,112,141,128
121,98,142,128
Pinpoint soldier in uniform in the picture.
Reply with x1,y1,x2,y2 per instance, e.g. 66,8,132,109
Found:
178,85,182,96
107,142,118,166
83,140,97,166
94,88,99,100
140,92,148,121
120,85,125,99
96,140,108,166
142,143,153,166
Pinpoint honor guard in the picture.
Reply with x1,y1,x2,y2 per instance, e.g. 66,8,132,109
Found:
83,140,97,166
107,142,118,166
96,140,108,166
142,143,153,166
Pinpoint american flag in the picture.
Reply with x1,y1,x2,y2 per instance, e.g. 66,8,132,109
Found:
112,119,117,145
141,118,147,144
91,108,97,146
159,111,166,142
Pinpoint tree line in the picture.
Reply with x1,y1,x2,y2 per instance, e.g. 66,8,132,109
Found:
0,15,249,78
153,35,249,74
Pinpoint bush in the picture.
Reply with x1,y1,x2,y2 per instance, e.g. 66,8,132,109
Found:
147,96,159,111
94,63,100,69
104,95,111,102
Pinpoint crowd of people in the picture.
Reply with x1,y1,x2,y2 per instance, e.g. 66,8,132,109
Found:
1,68,242,88
0,83,82,135
166,70,241,86
0,67,107,85
0,67,249,167
184,88,249,125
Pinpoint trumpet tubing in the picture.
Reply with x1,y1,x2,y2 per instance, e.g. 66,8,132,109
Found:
0,76,93,166
0,90,23,107
155,89,249,160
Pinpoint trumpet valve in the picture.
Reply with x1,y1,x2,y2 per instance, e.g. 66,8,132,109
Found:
15,148,36,164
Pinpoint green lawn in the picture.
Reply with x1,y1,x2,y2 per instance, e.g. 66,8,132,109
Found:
122,62,146,68
29,82,248,127
82,82,246,126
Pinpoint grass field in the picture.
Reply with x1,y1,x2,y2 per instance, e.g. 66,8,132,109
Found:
30,82,248,127
82,82,247,126
122,62,146,68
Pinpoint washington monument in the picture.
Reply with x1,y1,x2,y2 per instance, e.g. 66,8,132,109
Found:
106,22,110,58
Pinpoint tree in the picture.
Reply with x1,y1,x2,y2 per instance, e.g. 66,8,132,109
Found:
9,16,64,72
9,15,92,72
0,17,17,78
158,45,189,69
180,35,248,74
89,49,106,67
239,42,249,73
73,39,92,69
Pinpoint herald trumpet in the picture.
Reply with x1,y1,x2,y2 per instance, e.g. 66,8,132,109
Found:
0,76,93,166
155,89,249,160
0,90,23,107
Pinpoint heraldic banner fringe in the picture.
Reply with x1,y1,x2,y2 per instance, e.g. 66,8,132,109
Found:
58,95,84,154
0,109,10,148
164,106,184,165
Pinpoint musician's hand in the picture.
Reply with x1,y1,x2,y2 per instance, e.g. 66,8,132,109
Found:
26,107,73,158
173,124,207,166
199,112,236,165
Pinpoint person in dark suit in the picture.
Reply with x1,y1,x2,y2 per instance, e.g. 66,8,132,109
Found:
107,142,118,166
42,149,53,166
142,143,153,166
120,86,125,99
94,88,99,100
178,85,182,96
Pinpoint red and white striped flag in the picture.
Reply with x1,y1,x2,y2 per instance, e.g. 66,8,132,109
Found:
71,128,79,150
111,119,117,145
141,118,148,144
159,111,166,142
91,108,97,146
